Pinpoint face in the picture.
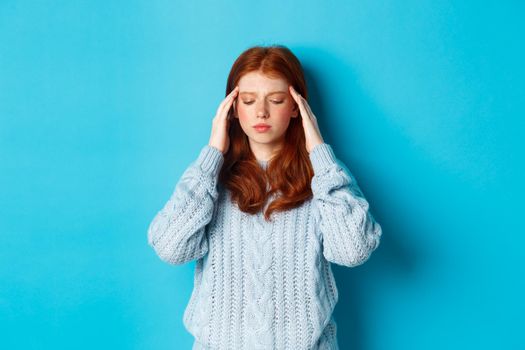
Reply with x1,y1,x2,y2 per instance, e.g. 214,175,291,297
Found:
233,71,298,156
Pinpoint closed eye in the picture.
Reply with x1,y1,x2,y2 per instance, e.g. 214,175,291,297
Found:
242,100,284,105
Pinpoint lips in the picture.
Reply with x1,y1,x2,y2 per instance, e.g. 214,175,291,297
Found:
253,124,271,133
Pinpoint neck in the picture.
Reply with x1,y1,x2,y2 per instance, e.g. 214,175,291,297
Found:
248,138,284,162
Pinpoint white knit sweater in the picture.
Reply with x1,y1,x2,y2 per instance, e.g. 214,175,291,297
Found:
147,143,382,350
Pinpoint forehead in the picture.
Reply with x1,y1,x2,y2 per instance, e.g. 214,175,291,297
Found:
237,71,288,92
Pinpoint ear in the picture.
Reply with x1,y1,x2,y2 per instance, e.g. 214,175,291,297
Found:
291,103,299,117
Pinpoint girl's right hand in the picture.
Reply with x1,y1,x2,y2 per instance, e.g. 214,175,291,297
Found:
208,86,239,154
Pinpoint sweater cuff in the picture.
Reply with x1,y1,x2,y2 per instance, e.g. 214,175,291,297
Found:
309,143,337,173
195,145,224,176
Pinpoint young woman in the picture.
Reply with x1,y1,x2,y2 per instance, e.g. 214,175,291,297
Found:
147,45,382,350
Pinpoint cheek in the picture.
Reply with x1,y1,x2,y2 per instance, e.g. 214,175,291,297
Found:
281,101,296,117
274,115,292,128
237,107,250,122
273,105,293,121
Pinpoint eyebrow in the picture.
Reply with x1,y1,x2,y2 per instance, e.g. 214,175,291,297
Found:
239,91,287,96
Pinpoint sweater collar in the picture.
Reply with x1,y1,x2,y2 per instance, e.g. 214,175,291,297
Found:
257,159,269,168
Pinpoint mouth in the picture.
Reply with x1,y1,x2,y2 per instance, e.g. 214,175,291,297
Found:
253,124,271,132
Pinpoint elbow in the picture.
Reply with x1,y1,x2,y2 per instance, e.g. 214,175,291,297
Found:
349,245,378,267
348,215,382,266
325,221,382,267
147,226,209,266
146,215,185,265
325,247,374,267
149,240,196,265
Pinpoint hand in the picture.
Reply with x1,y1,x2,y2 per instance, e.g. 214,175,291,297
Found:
288,85,324,153
209,86,239,154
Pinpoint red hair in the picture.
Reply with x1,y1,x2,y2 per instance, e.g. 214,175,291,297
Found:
218,45,314,222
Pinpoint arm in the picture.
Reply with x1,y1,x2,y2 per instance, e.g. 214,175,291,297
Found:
147,145,224,265
309,143,382,267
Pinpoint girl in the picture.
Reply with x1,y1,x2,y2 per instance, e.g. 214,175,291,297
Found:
147,45,382,350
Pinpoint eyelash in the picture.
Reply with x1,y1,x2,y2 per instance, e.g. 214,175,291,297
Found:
242,100,284,105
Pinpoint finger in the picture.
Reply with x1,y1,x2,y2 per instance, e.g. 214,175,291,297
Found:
292,93,309,120
219,86,238,110
217,86,239,118
289,85,299,102
289,85,302,100
289,86,306,110
218,86,238,109
288,85,301,107
224,95,235,120
289,86,316,122
304,101,316,121
225,87,239,119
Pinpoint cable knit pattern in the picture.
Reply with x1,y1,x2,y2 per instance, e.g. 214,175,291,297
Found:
147,143,382,350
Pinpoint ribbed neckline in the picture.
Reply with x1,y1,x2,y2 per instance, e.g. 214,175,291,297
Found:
257,159,269,168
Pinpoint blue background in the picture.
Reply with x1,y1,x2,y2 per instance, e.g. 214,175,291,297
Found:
1,1,523,349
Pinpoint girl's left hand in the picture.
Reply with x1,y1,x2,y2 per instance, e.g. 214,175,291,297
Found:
289,85,325,153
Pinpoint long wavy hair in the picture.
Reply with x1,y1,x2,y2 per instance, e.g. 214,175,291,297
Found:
218,45,314,222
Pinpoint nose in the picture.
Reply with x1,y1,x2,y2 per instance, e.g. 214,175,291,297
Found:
256,101,269,118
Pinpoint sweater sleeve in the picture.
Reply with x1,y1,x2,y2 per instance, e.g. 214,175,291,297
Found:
309,143,382,267
147,145,224,265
